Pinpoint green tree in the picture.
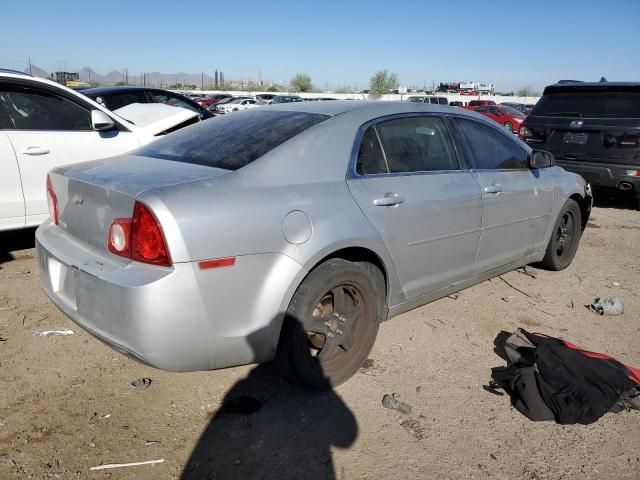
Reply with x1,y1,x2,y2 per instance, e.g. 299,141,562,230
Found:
516,86,540,97
369,70,399,98
266,84,284,92
290,73,313,93
334,86,353,94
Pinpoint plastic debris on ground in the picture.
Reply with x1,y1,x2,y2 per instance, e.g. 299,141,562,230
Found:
131,378,152,390
32,329,74,337
382,393,413,414
588,297,624,315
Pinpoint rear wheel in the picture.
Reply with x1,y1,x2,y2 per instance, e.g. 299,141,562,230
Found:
276,259,384,390
504,121,513,133
539,199,582,270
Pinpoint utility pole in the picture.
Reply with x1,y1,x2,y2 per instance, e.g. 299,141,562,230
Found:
28,56,32,75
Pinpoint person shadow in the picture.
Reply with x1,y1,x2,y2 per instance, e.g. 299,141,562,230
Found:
0,227,36,266
180,314,359,480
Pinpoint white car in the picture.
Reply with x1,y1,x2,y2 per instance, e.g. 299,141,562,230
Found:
0,71,199,231
217,98,264,113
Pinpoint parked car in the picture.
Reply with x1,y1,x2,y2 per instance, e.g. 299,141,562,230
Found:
408,96,449,105
501,102,528,114
471,105,527,133
216,98,265,113
195,93,232,108
80,86,213,120
208,96,252,113
37,101,591,389
271,95,303,104
449,101,466,107
255,93,278,104
468,100,496,107
520,80,640,206
0,71,200,231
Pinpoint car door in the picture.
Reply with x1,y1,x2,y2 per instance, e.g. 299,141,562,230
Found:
451,117,553,273
0,83,140,224
0,129,25,230
347,114,482,300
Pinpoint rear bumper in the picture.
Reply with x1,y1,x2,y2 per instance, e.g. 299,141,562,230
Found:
36,221,306,372
555,160,640,192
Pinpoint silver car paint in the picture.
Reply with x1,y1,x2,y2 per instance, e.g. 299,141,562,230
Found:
36,101,591,372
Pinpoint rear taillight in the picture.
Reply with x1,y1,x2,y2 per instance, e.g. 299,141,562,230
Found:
107,201,171,267
46,174,59,225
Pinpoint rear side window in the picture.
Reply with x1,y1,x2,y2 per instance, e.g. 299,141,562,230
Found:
137,110,329,170
532,89,640,118
356,127,387,175
374,116,459,173
453,118,528,170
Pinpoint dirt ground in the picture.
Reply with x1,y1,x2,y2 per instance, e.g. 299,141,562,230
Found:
1,204,639,480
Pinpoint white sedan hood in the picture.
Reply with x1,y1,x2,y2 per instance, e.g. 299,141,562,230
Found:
112,103,199,136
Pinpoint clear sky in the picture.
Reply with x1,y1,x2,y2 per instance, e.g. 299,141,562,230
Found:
3,0,639,91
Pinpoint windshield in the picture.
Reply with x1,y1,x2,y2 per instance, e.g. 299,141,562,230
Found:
532,90,640,118
137,110,329,170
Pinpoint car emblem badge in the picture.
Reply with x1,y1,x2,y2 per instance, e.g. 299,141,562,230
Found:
72,194,84,206
570,120,583,128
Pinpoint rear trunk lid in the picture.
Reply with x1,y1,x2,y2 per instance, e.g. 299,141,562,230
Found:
49,155,228,252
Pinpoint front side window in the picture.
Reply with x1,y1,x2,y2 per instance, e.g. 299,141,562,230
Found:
373,116,458,173
0,86,91,130
453,118,528,170
137,110,329,170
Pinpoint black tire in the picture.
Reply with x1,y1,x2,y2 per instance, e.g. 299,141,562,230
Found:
276,258,385,390
539,199,582,271
504,121,513,133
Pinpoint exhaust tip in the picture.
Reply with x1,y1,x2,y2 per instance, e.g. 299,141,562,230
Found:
618,182,634,191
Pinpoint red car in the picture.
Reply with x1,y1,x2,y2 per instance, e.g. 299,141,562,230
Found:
470,105,526,134
468,100,496,107
196,94,232,108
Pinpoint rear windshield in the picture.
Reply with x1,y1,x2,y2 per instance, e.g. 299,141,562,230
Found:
532,89,640,118
136,109,329,170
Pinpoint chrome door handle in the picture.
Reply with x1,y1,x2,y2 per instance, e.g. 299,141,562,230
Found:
373,194,405,206
483,184,502,194
22,146,50,156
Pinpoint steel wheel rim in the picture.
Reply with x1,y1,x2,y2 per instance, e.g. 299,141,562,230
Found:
306,284,365,371
555,211,575,257
504,122,512,132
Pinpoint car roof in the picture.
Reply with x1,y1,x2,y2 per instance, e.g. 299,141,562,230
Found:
544,81,640,93
81,86,164,95
267,100,469,117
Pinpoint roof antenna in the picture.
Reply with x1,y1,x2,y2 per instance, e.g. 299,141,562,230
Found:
600,76,608,82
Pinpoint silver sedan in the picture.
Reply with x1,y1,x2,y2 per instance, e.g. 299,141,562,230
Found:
36,101,592,388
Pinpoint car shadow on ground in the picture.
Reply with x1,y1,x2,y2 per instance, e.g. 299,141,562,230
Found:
0,228,36,266
592,187,638,211
180,315,358,480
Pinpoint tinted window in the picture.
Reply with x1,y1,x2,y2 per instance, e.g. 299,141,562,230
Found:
438,98,448,105
150,91,198,113
454,118,528,169
376,116,458,173
137,110,329,170
429,98,439,104
100,91,149,110
356,127,387,175
501,106,522,115
531,89,640,118
0,87,91,130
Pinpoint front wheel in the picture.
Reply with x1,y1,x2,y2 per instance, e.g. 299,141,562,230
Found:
538,199,582,270
504,121,513,133
276,259,385,389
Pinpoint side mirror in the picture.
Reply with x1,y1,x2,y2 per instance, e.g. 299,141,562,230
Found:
91,110,115,131
529,150,554,169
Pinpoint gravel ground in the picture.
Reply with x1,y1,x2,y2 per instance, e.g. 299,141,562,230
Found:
0,205,639,479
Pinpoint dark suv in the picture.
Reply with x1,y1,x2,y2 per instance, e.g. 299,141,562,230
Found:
520,81,640,205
